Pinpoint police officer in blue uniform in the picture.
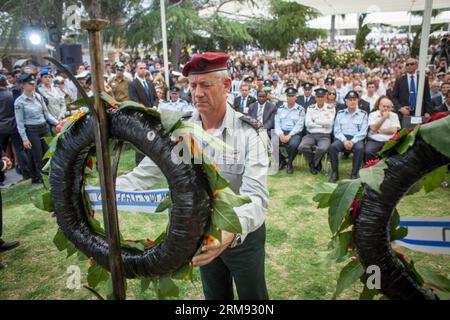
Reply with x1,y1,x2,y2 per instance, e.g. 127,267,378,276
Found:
14,74,59,184
296,82,316,108
275,87,305,174
329,90,368,182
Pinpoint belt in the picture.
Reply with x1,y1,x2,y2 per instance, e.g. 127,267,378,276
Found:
25,123,48,129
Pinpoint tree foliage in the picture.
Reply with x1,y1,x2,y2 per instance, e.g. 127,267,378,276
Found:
248,0,325,56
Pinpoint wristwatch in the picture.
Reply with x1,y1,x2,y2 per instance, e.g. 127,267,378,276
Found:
229,234,242,248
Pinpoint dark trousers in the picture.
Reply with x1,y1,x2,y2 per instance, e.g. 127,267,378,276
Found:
25,123,52,182
0,131,31,178
364,139,385,163
279,131,301,166
329,135,364,176
200,224,268,300
298,133,331,167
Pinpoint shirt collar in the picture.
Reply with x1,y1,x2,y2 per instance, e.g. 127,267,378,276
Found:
191,104,235,137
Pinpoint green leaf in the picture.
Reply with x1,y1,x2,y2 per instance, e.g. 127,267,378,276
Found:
87,265,110,289
99,92,120,108
313,182,337,208
71,96,94,107
391,227,408,241
379,128,410,156
77,251,89,262
66,241,77,258
152,231,167,247
359,160,387,193
118,100,161,118
424,166,447,193
210,188,247,235
390,209,400,231
34,191,53,212
172,262,193,281
420,270,450,292
53,229,68,252
176,122,233,154
359,284,379,300
406,178,424,196
328,231,353,262
396,125,419,154
155,194,172,213
160,109,185,133
328,179,362,234
212,200,243,234
333,259,365,299
419,114,450,158
106,276,114,300
157,277,179,299
87,216,106,236
206,222,222,243
202,160,229,192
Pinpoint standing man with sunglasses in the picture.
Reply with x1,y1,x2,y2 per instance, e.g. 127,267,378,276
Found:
392,58,431,125
109,62,130,103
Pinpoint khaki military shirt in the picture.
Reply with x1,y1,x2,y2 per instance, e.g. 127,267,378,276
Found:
109,76,130,102
116,105,270,242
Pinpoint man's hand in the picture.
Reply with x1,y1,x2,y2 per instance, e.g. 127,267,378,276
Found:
399,106,410,115
382,110,390,119
23,140,32,150
1,156,13,170
192,231,236,267
343,140,353,151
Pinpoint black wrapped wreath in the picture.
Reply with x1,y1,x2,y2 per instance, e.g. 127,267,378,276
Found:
49,108,211,279
354,137,449,300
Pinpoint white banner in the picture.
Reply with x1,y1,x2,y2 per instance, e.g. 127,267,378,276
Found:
86,186,170,214
394,217,450,255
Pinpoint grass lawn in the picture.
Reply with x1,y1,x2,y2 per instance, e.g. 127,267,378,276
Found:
0,149,449,300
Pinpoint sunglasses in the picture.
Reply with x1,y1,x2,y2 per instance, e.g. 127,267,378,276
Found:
405,63,416,66
328,92,336,95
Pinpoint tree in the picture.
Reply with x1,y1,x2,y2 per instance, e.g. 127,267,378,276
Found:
124,0,253,68
248,0,325,56
355,13,371,51
408,8,449,58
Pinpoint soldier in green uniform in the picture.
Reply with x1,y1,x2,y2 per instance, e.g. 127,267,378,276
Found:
116,52,270,300
109,62,130,102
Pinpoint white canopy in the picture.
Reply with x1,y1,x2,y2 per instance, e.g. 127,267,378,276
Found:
290,0,450,15
292,0,450,117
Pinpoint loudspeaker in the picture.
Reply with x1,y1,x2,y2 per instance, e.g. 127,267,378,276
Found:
60,43,82,75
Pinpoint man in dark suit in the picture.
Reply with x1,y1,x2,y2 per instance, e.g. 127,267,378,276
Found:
392,58,432,124
247,91,277,137
296,82,316,108
129,61,158,164
432,82,449,108
128,61,158,109
233,83,256,114
0,145,20,270
433,90,450,114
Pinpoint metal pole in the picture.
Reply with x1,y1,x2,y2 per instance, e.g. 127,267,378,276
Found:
81,19,126,300
415,0,433,117
160,0,171,98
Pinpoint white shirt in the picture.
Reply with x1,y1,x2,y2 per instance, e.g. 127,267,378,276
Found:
305,103,336,134
335,87,348,104
362,94,380,112
368,111,401,142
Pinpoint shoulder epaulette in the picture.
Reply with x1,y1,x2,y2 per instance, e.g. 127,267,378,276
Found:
239,115,264,131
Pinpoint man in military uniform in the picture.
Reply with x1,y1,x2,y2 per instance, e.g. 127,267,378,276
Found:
158,86,194,113
274,87,305,174
116,52,270,300
296,82,316,109
329,90,368,183
109,62,130,102
299,88,335,175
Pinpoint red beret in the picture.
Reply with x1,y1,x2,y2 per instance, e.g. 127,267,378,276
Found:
182,52,229,77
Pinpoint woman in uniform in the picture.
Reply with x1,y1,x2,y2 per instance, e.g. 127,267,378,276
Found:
14,74,59,184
